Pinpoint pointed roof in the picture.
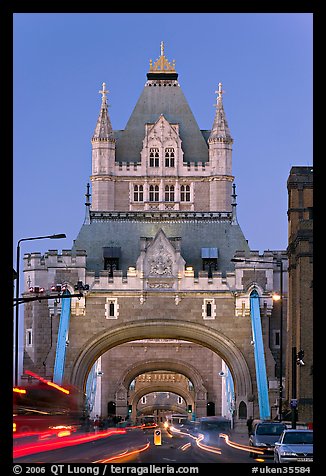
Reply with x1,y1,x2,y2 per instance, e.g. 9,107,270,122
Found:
114,44,209,163
209,83,232,143
92,82,114,141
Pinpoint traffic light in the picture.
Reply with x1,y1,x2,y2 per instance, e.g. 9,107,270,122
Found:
29,286,45,293
128,405,132,414
187,404,192,413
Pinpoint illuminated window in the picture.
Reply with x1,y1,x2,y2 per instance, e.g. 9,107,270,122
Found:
133,184,144,202
180,185,191,202
164,184,175,202
165,148,175,167
149,185,159,201
149,148,159,167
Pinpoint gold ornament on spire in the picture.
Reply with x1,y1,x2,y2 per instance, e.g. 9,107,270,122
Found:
149,42,176,72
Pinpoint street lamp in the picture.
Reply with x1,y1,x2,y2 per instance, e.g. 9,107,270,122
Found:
14,233,66,386
231,256,285,421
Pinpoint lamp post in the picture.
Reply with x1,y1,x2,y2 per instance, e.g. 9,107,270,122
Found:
14,233,66,386
231,256,285,421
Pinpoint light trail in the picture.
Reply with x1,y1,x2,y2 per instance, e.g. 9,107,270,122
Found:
169,426,221,456
195,434,221,455
219,433,265,455
13,428,126,459
93,442,150,463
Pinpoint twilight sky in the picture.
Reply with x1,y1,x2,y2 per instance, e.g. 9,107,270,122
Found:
13,12,313,259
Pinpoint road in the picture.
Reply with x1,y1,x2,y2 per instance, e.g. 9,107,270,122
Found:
14,425,272,464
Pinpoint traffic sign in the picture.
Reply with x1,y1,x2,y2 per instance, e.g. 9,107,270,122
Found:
290,399,298,408
154,428,162,445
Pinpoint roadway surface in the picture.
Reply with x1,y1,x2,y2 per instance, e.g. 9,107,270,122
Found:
14,425,272,464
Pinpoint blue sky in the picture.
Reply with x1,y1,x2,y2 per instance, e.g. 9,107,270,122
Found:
13,12,313,259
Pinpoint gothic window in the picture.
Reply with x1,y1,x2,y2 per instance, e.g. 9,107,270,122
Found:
180,185,191,202
133,184,144,202
26,329,33,347
149,185,159,202
105,298,119,319
164,185,175,202
202,299,216,320
165,148,175,167
149,148,159,167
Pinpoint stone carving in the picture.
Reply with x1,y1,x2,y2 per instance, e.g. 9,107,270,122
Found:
149,245,173,276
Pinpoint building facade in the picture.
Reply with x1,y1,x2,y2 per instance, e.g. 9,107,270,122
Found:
286,166,313,423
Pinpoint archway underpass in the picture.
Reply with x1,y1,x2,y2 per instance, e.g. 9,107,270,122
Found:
82,330,241,423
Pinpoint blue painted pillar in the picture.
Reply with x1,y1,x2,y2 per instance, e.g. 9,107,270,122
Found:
250,290,270,420
53,290,71,385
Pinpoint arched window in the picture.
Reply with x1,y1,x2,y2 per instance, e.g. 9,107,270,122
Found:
164,185,175,202
180,185,191,202
149,185,159,202
149,148,159,167
165,148,175,167
238,401,247,419
133,184,144,202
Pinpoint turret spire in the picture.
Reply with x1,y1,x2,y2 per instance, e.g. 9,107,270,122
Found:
84,183,91,225
209,82,232,143
231,183,238,225
92,82,114,141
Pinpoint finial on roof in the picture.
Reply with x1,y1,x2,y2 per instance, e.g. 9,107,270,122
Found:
84,183,91,225
149,42,176,73
231,183,238,225
99,82,109,105
215,82,225,105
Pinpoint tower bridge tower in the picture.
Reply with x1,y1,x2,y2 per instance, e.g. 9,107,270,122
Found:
23,43,286,428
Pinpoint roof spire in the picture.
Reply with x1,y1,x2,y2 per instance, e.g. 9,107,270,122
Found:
208,82,232,143
92,82,114,141
231,183,238,225
84,183,91,225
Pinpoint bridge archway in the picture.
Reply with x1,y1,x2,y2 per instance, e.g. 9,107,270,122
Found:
70,319,253,424
131,383,194,412
121,358,206,394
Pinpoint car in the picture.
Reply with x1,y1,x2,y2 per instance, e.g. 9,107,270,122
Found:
249,420,287,458
274,429,313,463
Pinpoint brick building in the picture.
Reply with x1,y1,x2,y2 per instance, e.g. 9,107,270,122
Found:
286,166,313,423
